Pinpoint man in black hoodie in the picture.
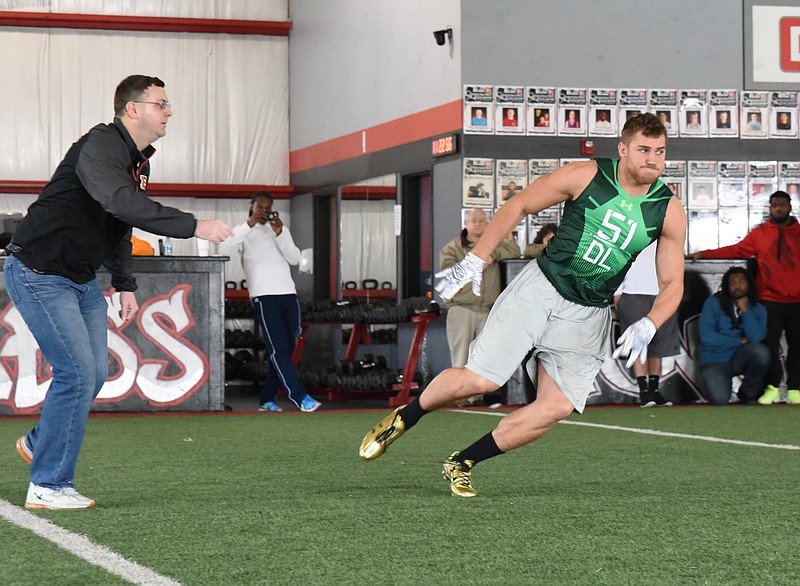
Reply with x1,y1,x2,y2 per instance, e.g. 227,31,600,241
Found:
6,75,231,509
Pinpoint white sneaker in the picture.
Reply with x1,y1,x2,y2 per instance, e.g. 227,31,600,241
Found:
25,483,96,510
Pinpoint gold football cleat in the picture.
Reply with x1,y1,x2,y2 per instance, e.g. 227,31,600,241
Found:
442,453,478,498
359,407,406,461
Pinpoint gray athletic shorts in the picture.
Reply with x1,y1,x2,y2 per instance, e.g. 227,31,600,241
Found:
466,260,612,413
616,294,680,358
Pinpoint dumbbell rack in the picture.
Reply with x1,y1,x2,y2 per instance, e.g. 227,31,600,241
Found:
292,312,437,406
223,289,264,388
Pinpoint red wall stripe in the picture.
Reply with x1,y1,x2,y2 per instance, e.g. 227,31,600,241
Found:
0,11,291,36
340,186,396,200
290,100,463,174
0,181,293,199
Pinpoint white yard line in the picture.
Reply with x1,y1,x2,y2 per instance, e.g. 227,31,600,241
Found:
453,409,800,451
0,499,182,586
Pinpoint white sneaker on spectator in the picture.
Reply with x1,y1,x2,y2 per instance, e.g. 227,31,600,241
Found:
25,483,95,510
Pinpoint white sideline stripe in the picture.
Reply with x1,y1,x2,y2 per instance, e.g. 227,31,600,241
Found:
0,500,182,586
558,420,800,450
451,409,800,451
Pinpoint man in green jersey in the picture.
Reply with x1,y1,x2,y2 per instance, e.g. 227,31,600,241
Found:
359,113,686,497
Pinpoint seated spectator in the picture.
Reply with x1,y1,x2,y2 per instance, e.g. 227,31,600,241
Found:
698,266,769,405
523,223,558,258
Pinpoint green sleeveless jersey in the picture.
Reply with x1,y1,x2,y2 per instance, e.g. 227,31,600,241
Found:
537,158,673,307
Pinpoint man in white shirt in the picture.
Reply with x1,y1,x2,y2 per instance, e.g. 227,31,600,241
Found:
218,191,321,413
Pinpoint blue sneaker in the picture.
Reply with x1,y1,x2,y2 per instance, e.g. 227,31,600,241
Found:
300,395,321,413
258,401,283,412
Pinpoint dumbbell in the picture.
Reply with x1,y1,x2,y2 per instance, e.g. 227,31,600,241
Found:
348,354,388,375
224,351,241,380
240,360,266,381
233,349,254,364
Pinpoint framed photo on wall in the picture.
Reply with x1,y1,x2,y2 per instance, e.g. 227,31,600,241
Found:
496,159,528,207
740,91,769,139
588,88,618,137
495,86,525,135
557,87,587,136
769,91,799,138
463,157,495,208
679,89,708,137
709,90,739,137
619,88,648,131
463,85,494,134
526,87,557,136
648,89,679,137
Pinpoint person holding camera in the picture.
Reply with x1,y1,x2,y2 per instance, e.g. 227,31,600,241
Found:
218,191,321,413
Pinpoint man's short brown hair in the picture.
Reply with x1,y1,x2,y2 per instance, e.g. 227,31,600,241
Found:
621,112,667,145
114,75,165,117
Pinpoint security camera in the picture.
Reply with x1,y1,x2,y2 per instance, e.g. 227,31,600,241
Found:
433,27,452,46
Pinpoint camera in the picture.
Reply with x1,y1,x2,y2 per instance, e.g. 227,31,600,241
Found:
433,27,452,46
266,211,279,221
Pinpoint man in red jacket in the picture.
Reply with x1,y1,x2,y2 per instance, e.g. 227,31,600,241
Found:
687,190,800,405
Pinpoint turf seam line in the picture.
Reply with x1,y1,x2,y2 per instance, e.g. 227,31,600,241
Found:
0,499,183,586
451,409,800,451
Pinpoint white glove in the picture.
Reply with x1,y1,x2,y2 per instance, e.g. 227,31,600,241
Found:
612,317,657,368
434,252,486,301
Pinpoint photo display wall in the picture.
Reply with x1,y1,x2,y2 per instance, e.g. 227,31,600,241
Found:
463,85,800,139
462,157,800,254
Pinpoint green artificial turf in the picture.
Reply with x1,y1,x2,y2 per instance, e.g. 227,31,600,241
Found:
1,406,798,585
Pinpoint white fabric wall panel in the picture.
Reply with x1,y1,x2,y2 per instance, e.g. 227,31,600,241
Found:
1,0,287,20
0,195,36,214
340,200,396,287
0,28,288,184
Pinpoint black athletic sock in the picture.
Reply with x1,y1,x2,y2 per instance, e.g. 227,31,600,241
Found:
397,397,429,429
648,375,660,393
636,376,649,393
455,431,504,468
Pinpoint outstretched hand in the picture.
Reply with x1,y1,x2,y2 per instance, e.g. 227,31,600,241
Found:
195,219,232,244
612,317,656,368
434,252,485,300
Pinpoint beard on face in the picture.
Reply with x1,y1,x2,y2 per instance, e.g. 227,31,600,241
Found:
631,167,661,185
622,154,661,185
729,287,748,299
771,211,790,223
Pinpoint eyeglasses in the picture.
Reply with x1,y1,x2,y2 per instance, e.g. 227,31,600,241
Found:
132,100,172,111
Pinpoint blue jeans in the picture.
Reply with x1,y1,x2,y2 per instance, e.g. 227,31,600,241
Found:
252,294,307,406
4,256,108,488
699,342,770,405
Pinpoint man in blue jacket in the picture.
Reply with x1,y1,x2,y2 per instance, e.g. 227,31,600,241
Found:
698,266,769,405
